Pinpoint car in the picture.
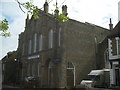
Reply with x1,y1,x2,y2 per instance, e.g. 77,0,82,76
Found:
80,69,110,88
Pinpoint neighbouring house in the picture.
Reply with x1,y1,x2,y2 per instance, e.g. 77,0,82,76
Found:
2,51,22,85
108,21,120,86
17,1,110,88
98,20,120,87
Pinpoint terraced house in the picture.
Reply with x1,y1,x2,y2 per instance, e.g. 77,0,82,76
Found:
17,1,110,88
108,21,120,86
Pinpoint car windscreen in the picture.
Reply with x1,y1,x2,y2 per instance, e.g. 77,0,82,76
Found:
83,75,100,80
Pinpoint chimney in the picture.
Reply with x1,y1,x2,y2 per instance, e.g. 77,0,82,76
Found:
54,9,59,16
44,1,49,13
62,5,68,16
54,0,59,16
109,18,113,30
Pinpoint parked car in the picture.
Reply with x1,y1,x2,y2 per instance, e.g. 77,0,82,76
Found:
80,69,110,88
24,76,38,88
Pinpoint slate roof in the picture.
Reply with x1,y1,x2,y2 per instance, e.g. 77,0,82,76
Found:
108,21,120,38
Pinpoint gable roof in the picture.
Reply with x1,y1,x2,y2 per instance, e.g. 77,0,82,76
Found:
108,21,120,38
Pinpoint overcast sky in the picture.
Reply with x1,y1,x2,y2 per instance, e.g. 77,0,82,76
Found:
0,0,120,59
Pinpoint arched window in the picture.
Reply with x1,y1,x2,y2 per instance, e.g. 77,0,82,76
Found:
22,43,24,55
32,63,35,76
34,33,37,53
67,62,74,70
104,49,110,68
49,29,53,48
28,40,32,54
118,38,120,54
38,63,41,77
27,63,30,76
59,28,62,46
39,34,43,51
66,62,75,87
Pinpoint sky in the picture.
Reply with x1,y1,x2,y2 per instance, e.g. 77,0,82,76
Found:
0,0,120,59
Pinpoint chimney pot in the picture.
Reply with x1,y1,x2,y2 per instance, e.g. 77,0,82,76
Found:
109,18,113,30
62,5,68,16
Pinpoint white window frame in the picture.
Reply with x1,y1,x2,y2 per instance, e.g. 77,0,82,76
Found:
49,29,53,48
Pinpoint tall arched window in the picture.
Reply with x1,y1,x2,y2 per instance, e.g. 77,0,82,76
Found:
28,40,32,54
32,63,35,76
39,34,43,51
59,28,62,46
22,43,24,55
34,33,37,53
66,62,75,87
38,63,41,77
27,63,30,76
49,29,53,48
104,49,110,68
118,38,120,54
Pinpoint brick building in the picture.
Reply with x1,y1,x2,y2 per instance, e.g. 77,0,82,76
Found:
17,1,110,88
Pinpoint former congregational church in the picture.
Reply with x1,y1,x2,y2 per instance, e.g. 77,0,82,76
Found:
17,1,110,88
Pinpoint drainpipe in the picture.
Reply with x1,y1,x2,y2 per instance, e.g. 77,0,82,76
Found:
74,66,76,87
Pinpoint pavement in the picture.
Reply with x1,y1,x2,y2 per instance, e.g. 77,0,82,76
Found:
2,84,21,88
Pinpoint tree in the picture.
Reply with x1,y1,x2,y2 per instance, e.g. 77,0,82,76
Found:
0,19,10,37
16,0,69,21
0,0,69,36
